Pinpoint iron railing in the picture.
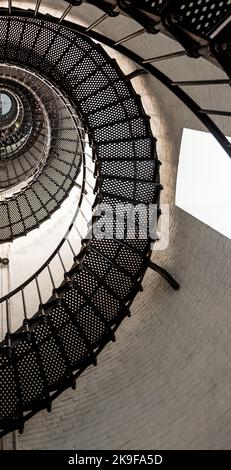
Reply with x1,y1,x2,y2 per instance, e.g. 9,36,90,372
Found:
1,0,230,436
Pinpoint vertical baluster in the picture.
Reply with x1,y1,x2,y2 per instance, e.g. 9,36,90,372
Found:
83,191,93,207
114,28,145,46
66,237,76,257
21,287,31,341
21,287,28,322
34,0,42,17
35,276,46,321
79,205,89,224
86,13,108,32
85,164,94,175
58,251,71,284
5,298,12,349
85,179,95,191
59,4,73,23
84,151,93,160
58,251,67,273
73,222,82,239
47,263,61,303
47,264,55,291
35,276,42,304
74,181,82,190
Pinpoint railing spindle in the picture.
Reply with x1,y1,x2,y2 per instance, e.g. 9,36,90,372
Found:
47,264,56,291
66,238,76,257
34,0,42,17
86,13,108,32
59,4,73,23
35,276,43,305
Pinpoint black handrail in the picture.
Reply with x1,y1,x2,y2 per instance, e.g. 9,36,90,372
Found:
4,7,230,159
0,152,96,303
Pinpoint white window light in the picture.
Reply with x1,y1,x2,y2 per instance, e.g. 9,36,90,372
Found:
176,128,231,240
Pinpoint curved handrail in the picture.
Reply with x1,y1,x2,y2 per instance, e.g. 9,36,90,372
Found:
4,5,230,158
0,0,229,336
60,19,231,158
0,61,86,242
0,67,97,324
0,164,95,305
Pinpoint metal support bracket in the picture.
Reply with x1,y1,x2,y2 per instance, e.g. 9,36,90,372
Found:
149,261,180,290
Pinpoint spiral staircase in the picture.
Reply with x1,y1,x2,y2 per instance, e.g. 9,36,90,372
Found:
0,0,230,439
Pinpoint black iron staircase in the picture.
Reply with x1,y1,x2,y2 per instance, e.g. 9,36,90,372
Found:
0,0,230,437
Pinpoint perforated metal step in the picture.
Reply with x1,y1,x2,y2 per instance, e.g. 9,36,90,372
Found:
0,14,160,435
0,65,83,242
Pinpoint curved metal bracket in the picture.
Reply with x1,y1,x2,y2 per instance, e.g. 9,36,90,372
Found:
149,261,180,290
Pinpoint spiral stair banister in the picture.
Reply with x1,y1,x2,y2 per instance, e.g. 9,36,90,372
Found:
0,74,51,193
0,147,96,316
0,78,43,160
0,64,84,242
0,0,230,437
119,1,231,43
4,3,230,159
65,22,231,157
0,10,160,436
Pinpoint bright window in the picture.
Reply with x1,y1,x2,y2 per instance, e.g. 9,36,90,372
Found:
176,128,231,239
